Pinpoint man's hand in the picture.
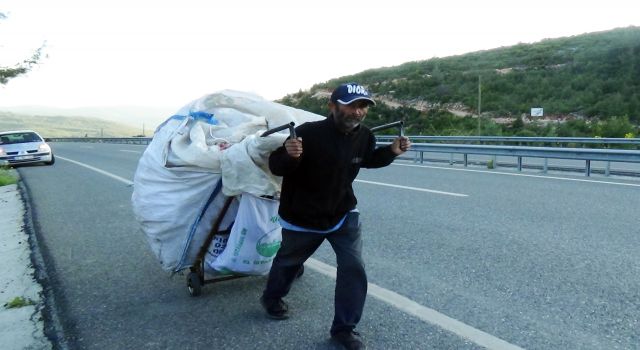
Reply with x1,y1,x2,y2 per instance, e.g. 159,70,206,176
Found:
285,137,303,158
391,136,411,155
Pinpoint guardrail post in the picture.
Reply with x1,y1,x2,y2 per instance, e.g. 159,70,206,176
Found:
517,157,522,172
586,160,591,176
605,161,610,176
412,151,423,164
463,154,468,167
543,158,548,174
492,155,497,169
449,153,454,165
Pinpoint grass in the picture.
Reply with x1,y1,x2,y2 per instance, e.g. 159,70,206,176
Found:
4,296,36,309
0,166,18,186
486,159,495,169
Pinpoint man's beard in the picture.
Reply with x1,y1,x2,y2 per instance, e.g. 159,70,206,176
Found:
334,109,362,131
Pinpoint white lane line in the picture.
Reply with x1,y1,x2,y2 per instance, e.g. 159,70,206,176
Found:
57,156,133,185
305,259,524,350
355,179,468,197
58,155,520,349
394,163,640,187
120,150,142,154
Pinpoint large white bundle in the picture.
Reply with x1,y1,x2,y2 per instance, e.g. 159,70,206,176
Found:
131,90,323,272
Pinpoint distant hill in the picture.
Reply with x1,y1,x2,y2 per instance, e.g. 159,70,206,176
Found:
279,26,640,137
0,112,144,137
0,105,174,130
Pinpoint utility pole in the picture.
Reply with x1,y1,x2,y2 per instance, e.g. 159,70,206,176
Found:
477,75,482,135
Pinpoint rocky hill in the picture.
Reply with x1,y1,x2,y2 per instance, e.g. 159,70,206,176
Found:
278,26,640,137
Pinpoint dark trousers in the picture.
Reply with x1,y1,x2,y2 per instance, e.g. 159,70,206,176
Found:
263,212,367,334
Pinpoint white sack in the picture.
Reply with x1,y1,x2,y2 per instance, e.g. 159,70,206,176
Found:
131,116,239,272
208,193,282,275
132,90,323,272
220,132,286,197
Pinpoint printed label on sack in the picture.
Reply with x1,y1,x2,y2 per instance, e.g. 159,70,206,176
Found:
256,231,281,257
233,228,247,257
208,235,228,260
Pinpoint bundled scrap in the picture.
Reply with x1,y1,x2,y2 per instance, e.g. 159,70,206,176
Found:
131,90,323,274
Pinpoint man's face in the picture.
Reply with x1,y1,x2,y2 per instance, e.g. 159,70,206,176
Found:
331,100,371,132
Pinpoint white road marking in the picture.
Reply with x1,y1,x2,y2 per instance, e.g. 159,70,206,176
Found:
394,163,640,187
120,150,142,154
306,258,525,350
57,156,133,185
355,179,468,197
58,155,520,349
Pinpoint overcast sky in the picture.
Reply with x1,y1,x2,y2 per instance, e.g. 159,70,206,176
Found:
1,0,638,110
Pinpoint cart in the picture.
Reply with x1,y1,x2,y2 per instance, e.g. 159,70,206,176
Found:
185,122,303,296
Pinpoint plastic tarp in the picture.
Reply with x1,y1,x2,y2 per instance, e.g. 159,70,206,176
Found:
131,90,323,272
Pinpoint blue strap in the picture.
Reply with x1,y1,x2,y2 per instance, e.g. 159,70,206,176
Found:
175,179,224,272
155,110,218,133
188,111,218,125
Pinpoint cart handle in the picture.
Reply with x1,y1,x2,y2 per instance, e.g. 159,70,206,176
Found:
261,122,296,139
370,120,404,138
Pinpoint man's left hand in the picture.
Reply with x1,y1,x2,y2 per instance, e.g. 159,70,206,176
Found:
391,136,411,155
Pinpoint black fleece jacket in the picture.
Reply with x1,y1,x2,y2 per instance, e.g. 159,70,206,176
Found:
269,116,397,230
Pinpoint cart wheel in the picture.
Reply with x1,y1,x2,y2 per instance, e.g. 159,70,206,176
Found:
187,272,202,297
296,265,304,279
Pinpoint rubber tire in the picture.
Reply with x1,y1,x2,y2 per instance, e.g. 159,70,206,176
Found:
45,154,55,166
187,272,202,297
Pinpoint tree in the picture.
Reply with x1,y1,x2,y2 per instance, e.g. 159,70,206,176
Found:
0,12,45,85
510,116,525,133
596,116,635,138
282,27,640,137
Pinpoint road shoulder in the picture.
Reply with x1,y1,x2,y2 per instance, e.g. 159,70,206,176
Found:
0,183,52,350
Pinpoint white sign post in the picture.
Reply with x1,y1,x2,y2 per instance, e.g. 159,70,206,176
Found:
531,108,543,117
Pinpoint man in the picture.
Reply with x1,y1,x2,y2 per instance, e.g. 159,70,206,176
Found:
261,82,410,350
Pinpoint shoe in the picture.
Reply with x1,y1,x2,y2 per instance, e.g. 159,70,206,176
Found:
331,330,366,350
260,295,289,320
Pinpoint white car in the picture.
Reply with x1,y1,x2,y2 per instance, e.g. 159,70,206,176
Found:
0,130,55,166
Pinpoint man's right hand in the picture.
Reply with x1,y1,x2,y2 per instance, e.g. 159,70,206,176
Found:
285,137,303,158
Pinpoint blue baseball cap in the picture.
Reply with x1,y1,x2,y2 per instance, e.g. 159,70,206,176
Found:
330,83,376,106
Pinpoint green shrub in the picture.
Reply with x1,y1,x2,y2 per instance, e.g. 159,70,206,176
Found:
0,166,18,186
4,296,35,309
487,159,495,169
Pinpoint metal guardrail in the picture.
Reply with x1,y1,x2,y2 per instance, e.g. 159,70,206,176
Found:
48,136,640,177
376,142,640,176
375,135,640,146
374,135,640,177
46,137,153,145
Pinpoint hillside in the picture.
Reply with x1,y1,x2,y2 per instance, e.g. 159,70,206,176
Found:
0,105,172,130
279,26,640,137
0,112,143,137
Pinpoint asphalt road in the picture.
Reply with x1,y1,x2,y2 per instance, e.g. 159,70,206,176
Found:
18,142,640,350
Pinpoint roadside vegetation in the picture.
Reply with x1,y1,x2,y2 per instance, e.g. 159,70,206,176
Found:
0,166,18,186
279,26,640,139
3,296,35,309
